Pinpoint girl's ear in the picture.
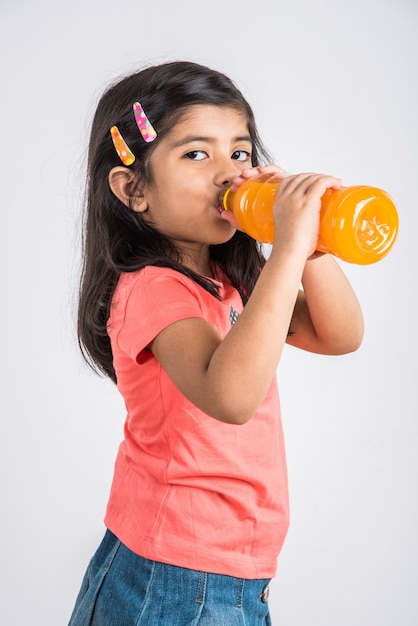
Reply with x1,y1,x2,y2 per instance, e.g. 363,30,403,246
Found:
108,166,148,213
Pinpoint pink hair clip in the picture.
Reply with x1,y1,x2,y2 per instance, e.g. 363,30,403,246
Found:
110,126,135,166
133,101,157,143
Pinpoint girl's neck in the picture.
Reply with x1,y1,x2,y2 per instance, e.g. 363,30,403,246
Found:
179,247,213,278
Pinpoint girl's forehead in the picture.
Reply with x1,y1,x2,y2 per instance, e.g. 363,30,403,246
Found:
173,104,249,131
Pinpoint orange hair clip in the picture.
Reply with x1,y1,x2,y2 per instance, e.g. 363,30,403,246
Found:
110,125,135,166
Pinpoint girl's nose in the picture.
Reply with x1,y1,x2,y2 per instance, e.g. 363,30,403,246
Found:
214,162,240,188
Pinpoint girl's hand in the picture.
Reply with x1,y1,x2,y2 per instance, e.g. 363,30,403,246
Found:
220,165,342,258
272,172,342,259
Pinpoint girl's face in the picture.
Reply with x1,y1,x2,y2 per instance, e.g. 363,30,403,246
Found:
138,104,253,269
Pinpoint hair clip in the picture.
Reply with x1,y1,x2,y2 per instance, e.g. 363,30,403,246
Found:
133,101,157,143
110,126,135,166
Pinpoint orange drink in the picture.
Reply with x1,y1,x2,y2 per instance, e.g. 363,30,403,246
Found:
223,173,399,264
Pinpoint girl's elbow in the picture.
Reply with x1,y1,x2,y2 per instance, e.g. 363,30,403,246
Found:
347,328,364,353
204,395,258,426
332,323,364,355
349,317,365,352
221,412,254,426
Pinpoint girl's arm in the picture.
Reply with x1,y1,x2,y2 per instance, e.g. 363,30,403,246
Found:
223,166,364,354
286,254,364,354
151,173,363,425
150,245,305,425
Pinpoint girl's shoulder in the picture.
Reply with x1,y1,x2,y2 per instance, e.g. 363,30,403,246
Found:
108,266,207,354
116,264,231,297
108,265,237,357
115,265,207,299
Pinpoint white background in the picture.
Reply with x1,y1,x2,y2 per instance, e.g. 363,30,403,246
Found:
1,0,417,624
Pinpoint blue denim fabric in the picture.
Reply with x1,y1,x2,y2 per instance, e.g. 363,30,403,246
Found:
68,530,272,625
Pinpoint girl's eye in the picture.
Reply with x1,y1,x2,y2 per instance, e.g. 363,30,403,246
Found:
185,150,207,161
232,150,251,162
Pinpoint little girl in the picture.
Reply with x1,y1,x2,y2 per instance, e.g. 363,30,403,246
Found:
69,61,364,625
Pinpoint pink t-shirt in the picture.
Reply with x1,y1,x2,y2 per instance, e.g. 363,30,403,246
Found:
105,265,289,578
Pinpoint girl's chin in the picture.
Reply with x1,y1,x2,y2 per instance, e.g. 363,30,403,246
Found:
215,228,237,245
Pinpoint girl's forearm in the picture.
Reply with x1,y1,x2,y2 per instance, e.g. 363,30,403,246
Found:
288,254,364,354
205,245,307,421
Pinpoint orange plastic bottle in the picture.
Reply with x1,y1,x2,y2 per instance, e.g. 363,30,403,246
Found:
222,173,399,264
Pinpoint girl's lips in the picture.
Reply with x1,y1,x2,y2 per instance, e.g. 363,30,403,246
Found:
218,190,228,207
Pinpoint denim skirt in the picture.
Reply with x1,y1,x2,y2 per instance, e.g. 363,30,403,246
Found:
68,530,272,625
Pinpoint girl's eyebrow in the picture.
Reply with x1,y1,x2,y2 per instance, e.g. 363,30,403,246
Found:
170,135,252,148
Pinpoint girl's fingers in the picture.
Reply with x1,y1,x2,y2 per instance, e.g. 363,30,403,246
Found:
278,173,342,197
271,173,343,256
250,164,288,177
230,164,287,191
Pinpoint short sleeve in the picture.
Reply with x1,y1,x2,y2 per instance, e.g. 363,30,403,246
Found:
108,267,207,363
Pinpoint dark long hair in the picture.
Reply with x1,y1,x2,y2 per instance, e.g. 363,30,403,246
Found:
78,61,273,382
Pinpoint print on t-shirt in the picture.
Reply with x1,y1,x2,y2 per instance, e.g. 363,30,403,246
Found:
230,306,240,326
